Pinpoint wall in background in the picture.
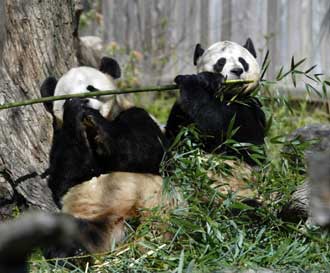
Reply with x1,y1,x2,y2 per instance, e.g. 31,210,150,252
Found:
85,0,330,90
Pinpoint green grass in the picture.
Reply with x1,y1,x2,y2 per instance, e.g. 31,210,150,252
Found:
30,92,330,272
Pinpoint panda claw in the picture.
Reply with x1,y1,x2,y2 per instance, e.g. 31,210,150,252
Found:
82,115,96,128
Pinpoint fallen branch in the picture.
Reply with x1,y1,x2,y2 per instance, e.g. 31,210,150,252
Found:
0,80,253,111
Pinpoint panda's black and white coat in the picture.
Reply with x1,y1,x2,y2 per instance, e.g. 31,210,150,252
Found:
166,39,266,166
40,57,173,258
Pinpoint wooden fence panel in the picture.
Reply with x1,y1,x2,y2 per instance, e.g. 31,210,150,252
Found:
98,0,330,88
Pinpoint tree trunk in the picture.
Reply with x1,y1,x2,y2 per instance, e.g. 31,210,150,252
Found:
0,0,79,218
0,0,5,64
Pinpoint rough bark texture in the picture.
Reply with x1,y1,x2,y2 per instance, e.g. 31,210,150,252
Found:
0,0,5,64
0,0,79,218
77,36,104,67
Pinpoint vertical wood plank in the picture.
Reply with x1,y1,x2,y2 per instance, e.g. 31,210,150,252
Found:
267,0,279,78
101,0,330,87
200,0,209,46
221,0,232,40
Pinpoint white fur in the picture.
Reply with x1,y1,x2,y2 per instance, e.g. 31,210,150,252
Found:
196,41,260,92
53,66,117,121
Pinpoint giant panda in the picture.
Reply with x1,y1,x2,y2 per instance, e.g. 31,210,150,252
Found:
166,38,266,166
40,57,167,207
40,57,177,258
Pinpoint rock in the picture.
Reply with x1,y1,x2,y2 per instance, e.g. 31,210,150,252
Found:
307,152,330,226
282,124,330,170
281,124,330,224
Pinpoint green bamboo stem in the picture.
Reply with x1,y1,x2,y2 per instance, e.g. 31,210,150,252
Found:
0,79,253,111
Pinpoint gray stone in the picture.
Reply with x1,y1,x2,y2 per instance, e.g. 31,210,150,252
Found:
286,123,330,154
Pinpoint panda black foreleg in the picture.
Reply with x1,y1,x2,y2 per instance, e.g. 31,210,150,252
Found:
174,72,232,133
62,99,91,134
48,99,101,207
176,71,224,97
165,101,193,141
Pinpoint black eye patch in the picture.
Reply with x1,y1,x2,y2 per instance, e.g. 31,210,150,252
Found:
213,58,226,73
87,85,99,92
238,57,249,72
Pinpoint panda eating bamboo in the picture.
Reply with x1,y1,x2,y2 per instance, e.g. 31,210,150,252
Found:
40,57,179,258
166,38,266,166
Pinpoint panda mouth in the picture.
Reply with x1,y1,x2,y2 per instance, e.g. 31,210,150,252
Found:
226,73,243,80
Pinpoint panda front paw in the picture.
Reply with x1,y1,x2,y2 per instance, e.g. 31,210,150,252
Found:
174,72,224,94
197,72,224,94
82,108,108,138
62,99,88,130
174,74,200,88
63,99,88,117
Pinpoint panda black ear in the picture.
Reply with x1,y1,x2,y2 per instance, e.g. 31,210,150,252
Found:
99,57,121,79
40,76,57,113
243,38,257,58
193,44,205,65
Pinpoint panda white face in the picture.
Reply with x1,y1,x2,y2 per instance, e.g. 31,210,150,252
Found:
195,40,260,92
53,66,117,122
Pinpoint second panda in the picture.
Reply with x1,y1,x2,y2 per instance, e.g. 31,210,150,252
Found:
165,39,266,202
166,38,266,166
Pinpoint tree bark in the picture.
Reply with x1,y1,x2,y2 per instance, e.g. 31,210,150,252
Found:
0,0,5,64
0,0,79,218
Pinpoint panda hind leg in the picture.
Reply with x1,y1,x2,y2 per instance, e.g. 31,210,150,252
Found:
70,216,124,254
43,215,125,260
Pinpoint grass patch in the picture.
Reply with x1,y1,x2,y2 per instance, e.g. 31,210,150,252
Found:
30,95,330,273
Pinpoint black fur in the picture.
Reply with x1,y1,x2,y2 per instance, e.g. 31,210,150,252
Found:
40,76,57,114
243,38,257,58
47,99,100,207
83,106,166,174
47,99,167,207
43,217,108,261
86,85,98,92
213,58,226,73
193,44,205,65
166,72,266,165
0,212,78,273
239,57,249,72
99,57,121,79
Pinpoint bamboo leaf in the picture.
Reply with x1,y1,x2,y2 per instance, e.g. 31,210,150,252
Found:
304,64,317,74
276,66,284,81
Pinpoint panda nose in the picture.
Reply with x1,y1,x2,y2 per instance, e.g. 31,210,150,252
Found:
230,68,244,77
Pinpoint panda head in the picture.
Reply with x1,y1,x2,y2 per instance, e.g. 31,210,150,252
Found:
193,38,260,93
40,57,125,127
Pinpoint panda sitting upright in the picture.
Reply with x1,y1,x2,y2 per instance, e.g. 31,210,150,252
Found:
166,38,266,165
39,57,177,258
40,57,167,207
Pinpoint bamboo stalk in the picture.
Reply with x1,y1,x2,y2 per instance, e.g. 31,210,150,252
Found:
0,79,253,111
